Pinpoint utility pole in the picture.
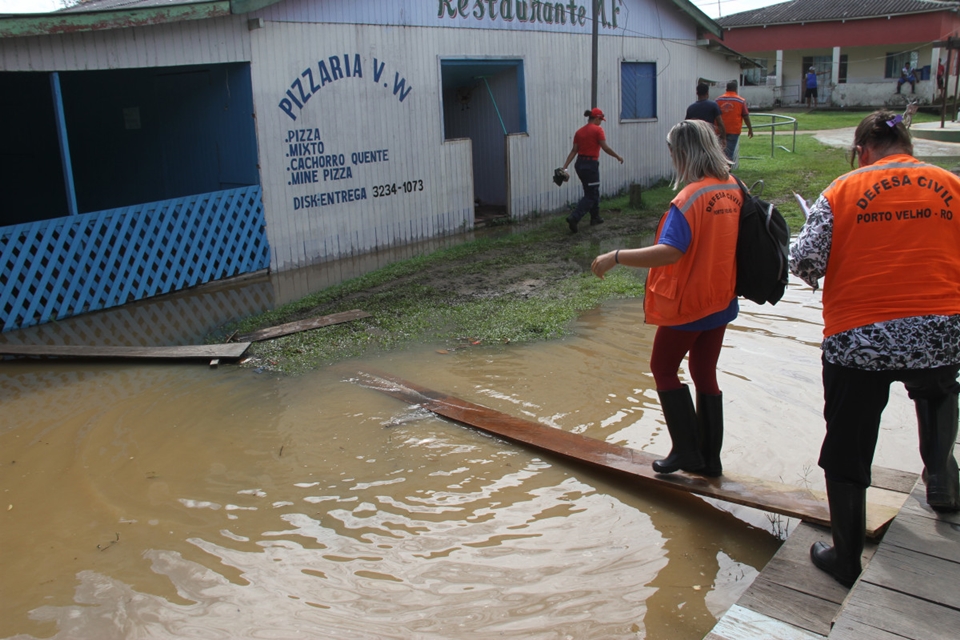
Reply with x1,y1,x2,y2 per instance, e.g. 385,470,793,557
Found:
591,0,599,108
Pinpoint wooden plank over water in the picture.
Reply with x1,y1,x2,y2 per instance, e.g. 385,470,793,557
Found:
355,369,899,535
829,482,960,639
236,309,371,342
0,343,251,361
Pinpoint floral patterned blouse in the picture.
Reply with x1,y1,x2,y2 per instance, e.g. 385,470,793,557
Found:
789,194,960,370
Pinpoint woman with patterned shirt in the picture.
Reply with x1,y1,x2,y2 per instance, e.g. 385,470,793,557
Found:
790,110,960,588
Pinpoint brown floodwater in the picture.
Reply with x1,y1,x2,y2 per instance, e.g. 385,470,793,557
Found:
0,240,920,639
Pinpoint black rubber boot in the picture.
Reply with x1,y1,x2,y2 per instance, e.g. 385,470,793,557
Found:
697,393,724,477
565,215,579,233
916,394,960,512
652,385,705,474
810,479,865,588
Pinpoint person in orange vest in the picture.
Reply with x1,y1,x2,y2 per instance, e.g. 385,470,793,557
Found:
591,119,740,477
716,80,754,162
790,110,960,588
560,108,624,233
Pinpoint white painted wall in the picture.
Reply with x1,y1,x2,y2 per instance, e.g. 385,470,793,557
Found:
249,1,739,270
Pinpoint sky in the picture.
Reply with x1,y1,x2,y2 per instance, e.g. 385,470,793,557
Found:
0,0,787,17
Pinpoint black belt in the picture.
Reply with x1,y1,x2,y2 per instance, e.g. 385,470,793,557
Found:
578,155,598,160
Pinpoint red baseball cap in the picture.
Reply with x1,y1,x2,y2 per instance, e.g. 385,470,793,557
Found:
590,108,606,121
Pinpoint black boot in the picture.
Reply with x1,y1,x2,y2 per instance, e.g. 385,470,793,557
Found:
810,479,865,588
697,393,724,477
916,394,960,512
652,385,705,474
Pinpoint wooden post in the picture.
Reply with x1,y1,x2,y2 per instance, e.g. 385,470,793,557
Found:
628,184,642,208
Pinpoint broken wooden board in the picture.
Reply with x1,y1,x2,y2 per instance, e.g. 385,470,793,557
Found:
0,343,251,361
355,368,900,537
236,309,371,343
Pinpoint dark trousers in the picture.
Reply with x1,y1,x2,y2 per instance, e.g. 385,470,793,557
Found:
570,157,600,223
819,357,960,487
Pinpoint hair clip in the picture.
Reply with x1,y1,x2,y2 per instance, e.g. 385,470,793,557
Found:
887,114,903,127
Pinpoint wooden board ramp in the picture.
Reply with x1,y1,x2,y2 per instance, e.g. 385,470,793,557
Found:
355,368,900,536
827,481,960,639
0,343,251,361
707,472,957,640
235,309,371,342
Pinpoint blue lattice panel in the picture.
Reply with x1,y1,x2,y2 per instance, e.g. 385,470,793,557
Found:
1,186,270,332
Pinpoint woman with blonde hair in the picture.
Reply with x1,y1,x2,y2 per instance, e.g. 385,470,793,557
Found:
592,119,741,477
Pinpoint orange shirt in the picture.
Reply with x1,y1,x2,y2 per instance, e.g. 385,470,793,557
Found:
645,176,740,326
822,154,960,336
716,92,749,134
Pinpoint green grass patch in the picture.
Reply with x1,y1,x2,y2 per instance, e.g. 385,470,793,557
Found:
750,109,943,132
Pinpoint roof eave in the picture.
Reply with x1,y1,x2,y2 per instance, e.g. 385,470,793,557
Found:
696,39,762,68
720,7,959,30
0,0,284,39
670,0,723,38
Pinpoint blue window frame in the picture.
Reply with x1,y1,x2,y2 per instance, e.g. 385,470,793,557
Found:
621,62,656,120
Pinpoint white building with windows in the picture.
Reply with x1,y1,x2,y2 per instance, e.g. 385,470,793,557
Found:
714,0,960,109
0,0,747,329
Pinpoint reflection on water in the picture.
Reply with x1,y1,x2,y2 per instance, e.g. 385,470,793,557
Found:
0,277,921,639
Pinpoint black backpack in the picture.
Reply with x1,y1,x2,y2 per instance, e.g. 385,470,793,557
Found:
732,176,790,305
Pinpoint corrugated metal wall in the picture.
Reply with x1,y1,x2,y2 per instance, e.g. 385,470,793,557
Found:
250,17,738,270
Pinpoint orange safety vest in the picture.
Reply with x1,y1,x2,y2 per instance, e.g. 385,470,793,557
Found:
716,92,748,134
822,154,960,336
644,176,740,326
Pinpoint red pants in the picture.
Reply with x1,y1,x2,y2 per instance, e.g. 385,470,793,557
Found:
649,324,727,395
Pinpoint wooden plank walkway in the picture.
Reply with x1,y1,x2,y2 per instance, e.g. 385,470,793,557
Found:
828,481,960,639
355,368,901,536
0,343,251,361
707,471,960,640
357,368,960,639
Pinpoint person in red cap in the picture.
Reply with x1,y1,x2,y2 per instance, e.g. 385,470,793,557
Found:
560,107,623,233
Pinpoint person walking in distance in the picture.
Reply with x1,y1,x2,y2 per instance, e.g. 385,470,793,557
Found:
716,80,754,163
591,119,740,477
805,66,818,109
790,110,960,588
560,108,623,233
685,83,726,143
937,58,946,98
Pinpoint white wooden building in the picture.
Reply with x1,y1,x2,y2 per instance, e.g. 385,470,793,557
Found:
0,0,746,329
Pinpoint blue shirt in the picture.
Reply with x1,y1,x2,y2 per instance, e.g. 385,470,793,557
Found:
658,204,739,330
806,72,817,89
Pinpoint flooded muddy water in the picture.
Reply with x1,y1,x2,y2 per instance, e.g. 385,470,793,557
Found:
0,257,920,639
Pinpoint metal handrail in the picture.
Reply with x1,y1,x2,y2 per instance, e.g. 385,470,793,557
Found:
741,113,798,158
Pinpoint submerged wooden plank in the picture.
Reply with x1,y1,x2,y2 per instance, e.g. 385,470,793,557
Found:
0,343,250,361
236,309,371,342
354,369,899,535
